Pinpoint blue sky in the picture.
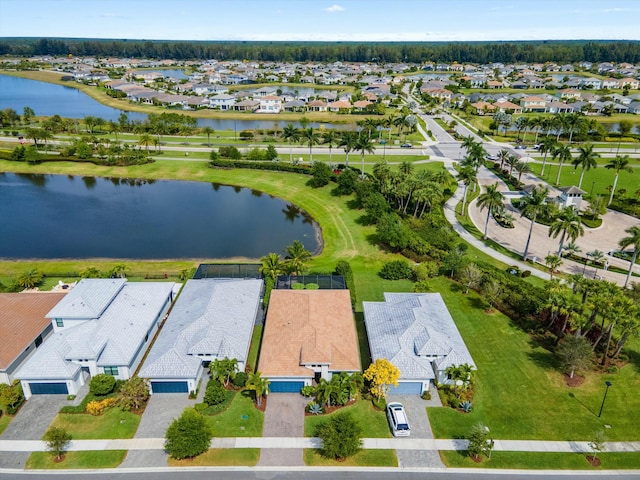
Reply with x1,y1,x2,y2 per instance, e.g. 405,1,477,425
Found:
0,0,638,42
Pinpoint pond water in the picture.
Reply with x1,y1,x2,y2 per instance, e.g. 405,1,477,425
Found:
0,74,348,131
0,172,319,259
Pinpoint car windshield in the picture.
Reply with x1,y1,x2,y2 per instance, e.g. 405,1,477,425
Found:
397,423,409,430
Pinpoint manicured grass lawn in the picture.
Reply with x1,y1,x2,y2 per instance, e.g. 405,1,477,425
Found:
167,448,260,467
428,276,640,441
304,399,391,438
204,391,264,437
440,450,640,469
49,408,140,440
304,448,398,467
0,414,12,436
25,450,126,469
246,325,263,373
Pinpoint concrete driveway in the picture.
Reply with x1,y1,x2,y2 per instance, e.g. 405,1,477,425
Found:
387,392,445,468
258,393,308,467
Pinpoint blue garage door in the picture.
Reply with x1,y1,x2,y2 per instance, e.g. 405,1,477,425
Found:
389,382,422,395
151,381,189,393
269,381,305,393
29,382,68,395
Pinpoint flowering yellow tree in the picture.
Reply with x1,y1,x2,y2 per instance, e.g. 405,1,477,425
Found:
363,358,400,401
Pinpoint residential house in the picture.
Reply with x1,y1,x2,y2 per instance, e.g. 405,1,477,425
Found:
580,77,603,89
209,93,236,110
139,279,263,394
619,78,640,90
494,101,523,114
234,99,260,112
352,100,372,111
328,100,352,112
558,88,581,100
521,96,547,112
16,279,175,398
487,80,504,89
601,78,621,89
258,95,282,113
470,101,496,115
546,101,574,114
307,100,328,112
258,289,360,392
0,292,67,385
363,293,475,394
627,102,640,114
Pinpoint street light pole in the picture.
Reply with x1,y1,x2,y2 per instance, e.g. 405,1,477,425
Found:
598,381,612,418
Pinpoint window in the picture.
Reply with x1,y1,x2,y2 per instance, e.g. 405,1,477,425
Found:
35,335,43,347
103,366,119,376
55,318,64,328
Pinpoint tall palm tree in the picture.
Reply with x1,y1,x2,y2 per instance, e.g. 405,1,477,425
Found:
339,131,358,167
283,240,312,275
521,185,550,260
505,154,519,177
246,371,270,407
461,135,479,153
552,143,573,186
138,133,154,152
545,254,563,280
619,225,640,288
355,133,375,179
514,161,532,182
282,123,301,164
514,116,529,142
605,155,633,206
477,183,504,240
572,144,600,189
538,136,557,177
300,127,319,163
259,253,284,281
497,149,510,170
530,116,544,144
201,126,215,147
457,166,477,216
549,207,584,257
108,120,121,143
322,129,339,167
565,112,584,144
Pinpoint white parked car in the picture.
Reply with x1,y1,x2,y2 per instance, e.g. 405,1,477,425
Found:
386,402,411,437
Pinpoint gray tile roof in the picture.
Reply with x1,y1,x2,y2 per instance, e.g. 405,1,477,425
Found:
363,293,475,381
139,279,262,380
46,278,126,319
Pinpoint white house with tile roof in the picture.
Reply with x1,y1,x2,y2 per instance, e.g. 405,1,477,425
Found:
16,279,175,399
363,292,475,395
139,278,263,394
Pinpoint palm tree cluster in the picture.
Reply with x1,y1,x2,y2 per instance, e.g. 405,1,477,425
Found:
259,240,312,279
509,112,604,146
304,372,364,409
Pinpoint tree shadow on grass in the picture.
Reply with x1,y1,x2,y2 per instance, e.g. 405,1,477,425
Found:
466,296,487,310
448,282,464,294
526,349,560,371
625,348,640,374
567,391,597,417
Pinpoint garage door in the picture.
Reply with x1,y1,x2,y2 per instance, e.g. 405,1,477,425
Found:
389,382,422,395
269,381,305,393
151,381,189,393
29,382,68,395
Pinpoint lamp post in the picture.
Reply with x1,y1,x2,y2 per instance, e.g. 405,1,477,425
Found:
598,381,612,418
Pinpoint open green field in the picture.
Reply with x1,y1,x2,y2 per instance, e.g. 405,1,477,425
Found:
205,392,264,437
26,450,126,469
304,399,391,438
304,448,398,467
49,408,140,440
167,448,260,467
428,276,640,441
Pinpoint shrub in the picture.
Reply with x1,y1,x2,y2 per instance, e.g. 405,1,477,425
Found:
301,385,315,397
372,396,387,411
316,412,362,460
246,147,266,161
521,270,532,278
379,260,413,280
1,381,24,415
90,374,116,396
413,261,439,281
193,403,207,413
232,371,248,388
305,283,319,290
334,260,357,308
291,283,305,290
239,130,254,140
165,408,212,460
118,376,150,412
421,390,432,400
86,398,118,416
203,380,226,406
459,400,473,413
307,402,324,415
218,146,242,159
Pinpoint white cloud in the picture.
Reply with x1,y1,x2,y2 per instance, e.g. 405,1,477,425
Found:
325,4,344,13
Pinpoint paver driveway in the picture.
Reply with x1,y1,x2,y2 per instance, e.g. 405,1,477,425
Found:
258,393,308,466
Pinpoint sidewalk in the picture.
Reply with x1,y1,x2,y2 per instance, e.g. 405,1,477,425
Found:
1,437,638,453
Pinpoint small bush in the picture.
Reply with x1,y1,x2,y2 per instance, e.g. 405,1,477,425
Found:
305,283,319,290
85,397,118,416
90,374,116,396
239,130,254,140
421,390,432,400
203,380,226,406
232,371,247,388
306,402,324,415
379,260,413,280
291,283,305,290
193,403,207,413
301,385,315,397
521,270,532,278
459,400,473,413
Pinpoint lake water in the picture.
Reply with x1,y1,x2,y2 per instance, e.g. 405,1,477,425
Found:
0,74,347,131
0,172,319,259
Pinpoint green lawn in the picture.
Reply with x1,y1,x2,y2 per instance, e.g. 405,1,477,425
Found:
246,325,263,373
304,399,391,438
0,414,12,436
304,448,398,467
440,450,640,469
428,276,640,441
25,451,126,469
49,408,140,440
167,448,260,467
204,391,264,437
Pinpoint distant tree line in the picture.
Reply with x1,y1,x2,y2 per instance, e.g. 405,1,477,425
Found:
1,38,640,64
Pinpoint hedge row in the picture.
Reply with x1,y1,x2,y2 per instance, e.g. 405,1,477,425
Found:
209,159,313,175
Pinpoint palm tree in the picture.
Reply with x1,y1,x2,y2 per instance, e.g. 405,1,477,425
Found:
619,225,640,288
572,144,600,189
108,120,121,143
282,123,301,164
514,161,531,182
477,183,504,240
355,133,375,179
497,149,510,170
259,253,284,281
201,126,215,147
549,207,584,256
605,155,633,206
552,144,572,186
565,112,584,144
562,242,582,259
457,165,477,216
505,154,519,177
521,185,550,260
284,240,312,275
300,127,319,163
138,133,154,152
461,135,479,153
339,131,358,167
246,371,270,407
322,129,339,167
545,254,563,280
538,136,557,177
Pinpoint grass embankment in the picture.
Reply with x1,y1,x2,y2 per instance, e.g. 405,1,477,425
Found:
304,399,391,438
428,276,640,441
48,408,140,440
25,451,126,469
304,449,398,467
167,449,260,467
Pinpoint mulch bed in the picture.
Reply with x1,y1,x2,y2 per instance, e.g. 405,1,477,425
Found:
564,374,585,387
586,455,601,467
254,396,267,412
53,455,66,463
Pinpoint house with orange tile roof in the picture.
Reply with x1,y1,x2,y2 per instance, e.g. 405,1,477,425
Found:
521,96,547,112
0,292,67,385
258,289,360,392
494,101,523,114
470,101,496,115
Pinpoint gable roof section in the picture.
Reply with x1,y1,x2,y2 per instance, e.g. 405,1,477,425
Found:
0,292,67,370
46,278,126,319
139,279,262,379
259,289,360,378
363,293,475,381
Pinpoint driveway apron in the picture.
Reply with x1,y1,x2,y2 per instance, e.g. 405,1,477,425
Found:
258,393,308,466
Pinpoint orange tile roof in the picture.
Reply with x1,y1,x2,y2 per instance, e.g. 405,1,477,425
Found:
258,290,360,377
0,292,67,369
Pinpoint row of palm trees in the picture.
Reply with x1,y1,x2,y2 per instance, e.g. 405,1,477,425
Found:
306,372,364,409
511,112,607,145
259,240,312,279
